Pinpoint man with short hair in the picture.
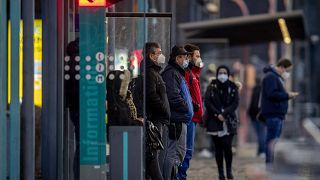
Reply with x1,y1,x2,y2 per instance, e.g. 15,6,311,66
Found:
261,58,299,168
177,44,204,180
144,42,170,180
160,46,194,180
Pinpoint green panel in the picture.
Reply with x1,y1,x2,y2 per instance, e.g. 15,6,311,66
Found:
9,0,21,179
79,7,106,165
0,0,8,179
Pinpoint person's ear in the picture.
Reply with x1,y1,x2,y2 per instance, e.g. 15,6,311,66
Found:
149,53,154,60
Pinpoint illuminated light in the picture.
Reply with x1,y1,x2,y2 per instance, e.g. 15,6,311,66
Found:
278,18,292,44
284,37,291,44
8,19,43,106
79,0,106,7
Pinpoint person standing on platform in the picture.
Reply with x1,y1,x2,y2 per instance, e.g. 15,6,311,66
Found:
248,78,266,158
204,65,239,180
160,46,193,180
177,44,204,180
144,42,171,180
260,58,298,169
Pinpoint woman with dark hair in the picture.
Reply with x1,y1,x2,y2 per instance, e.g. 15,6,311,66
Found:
204,65,239,180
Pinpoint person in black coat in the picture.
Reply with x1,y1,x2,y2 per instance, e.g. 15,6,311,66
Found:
143,42,171,180
65,39,80,179
204,65,239,180
248,78,266,158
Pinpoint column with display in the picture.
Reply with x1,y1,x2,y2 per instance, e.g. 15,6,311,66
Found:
79,0,107,179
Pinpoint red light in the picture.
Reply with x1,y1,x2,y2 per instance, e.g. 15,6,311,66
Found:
79,0,106,7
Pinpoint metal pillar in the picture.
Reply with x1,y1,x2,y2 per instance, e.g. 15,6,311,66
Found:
0,0,8,179
41,0,62,179
57,0,65,179
171,0,176,45
9,0,22,179
21,0,35,179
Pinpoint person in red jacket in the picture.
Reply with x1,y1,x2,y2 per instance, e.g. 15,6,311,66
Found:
177,44,204,180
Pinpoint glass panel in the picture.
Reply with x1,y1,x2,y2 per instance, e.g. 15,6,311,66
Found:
106,16,171,77
63,1,171,179
105,15,171,180
146,17,172,68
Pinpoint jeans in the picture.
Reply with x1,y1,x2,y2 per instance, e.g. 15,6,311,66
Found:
265,117,283,164
251,119,266,155
159,123,187,180
177,122,196,180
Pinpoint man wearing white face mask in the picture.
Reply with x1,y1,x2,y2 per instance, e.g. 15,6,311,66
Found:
177,44,204,180
142,42,171,180
261,58,299,169
160,45,193,180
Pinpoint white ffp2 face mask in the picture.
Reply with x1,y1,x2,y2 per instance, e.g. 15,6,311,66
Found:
217,74,228,83
182,59,189,69
282,72,290,79
195,58,204,68
157,54,166,64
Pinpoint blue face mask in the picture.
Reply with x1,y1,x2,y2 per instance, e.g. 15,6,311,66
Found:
182,59,189,69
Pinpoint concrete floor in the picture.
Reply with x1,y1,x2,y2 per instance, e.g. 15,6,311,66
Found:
188,144,267,180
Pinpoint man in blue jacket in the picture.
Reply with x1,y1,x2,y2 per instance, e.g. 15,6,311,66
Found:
261,58,298,168
160,46,194,180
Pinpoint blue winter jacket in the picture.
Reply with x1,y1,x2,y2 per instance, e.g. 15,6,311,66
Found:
161,61,193,124
261,66,289,120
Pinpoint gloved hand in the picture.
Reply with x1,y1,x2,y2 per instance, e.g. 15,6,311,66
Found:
192,103,200,113
168,123,182,140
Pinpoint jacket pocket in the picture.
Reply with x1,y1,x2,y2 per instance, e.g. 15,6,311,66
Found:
168,123,182,140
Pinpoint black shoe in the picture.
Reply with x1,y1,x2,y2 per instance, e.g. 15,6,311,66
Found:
218,169,225,180
227,172,233,180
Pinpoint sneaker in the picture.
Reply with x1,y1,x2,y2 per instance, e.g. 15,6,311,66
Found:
258,153,266,159
197,149,212,158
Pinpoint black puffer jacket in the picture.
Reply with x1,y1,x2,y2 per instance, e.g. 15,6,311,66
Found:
146,58,171,125
204,79,239,134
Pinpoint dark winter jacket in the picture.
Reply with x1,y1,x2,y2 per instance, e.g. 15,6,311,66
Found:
248,84,261,120
106,70,142,126
161,61,193,124
261,66,289,120
185,65,204,124
145,58,171,125
204,79,239,134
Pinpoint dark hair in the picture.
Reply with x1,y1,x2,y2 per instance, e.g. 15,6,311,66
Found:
66,38,79,57
276,58,292,68
144,42,160,57
216,65,230,77
184,44,200,55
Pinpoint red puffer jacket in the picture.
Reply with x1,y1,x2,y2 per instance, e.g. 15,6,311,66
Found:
185,66,204,124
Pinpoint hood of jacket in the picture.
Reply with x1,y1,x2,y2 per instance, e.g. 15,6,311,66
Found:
263,65,284,80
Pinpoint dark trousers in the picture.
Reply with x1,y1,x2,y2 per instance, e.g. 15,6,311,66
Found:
212,135,234,179
70,111,79,180
146,121,164,180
